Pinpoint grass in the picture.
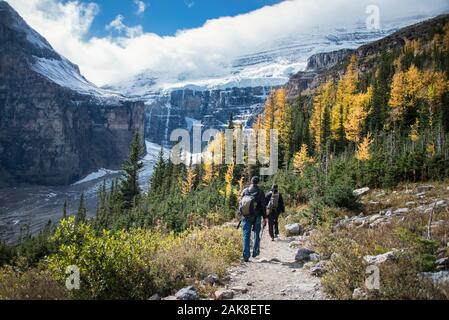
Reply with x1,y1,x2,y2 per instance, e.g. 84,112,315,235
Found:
309,181,449,299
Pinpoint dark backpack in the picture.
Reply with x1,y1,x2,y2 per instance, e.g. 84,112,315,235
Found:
267,192,279,211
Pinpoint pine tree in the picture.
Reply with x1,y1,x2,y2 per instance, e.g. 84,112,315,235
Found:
149,147,166,196
63,200,67,219
75,192,87,224
120,132,144,209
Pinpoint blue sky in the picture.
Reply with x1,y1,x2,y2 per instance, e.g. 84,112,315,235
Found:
9,0,449,85
79,0,283,37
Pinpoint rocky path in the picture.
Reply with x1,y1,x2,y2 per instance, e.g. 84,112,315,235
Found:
225,230,324,300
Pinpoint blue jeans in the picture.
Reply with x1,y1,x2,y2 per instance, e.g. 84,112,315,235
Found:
242,215,262,260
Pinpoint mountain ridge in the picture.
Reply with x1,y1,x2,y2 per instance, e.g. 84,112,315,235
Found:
0,1,145,186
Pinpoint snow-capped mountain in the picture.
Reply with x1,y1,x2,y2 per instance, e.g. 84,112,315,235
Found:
106,14,440,146
0,1,145,186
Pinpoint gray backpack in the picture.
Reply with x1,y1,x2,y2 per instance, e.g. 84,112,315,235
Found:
239,193,257,217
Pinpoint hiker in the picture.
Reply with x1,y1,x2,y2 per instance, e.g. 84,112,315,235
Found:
239,176,267,262
265,184,285,241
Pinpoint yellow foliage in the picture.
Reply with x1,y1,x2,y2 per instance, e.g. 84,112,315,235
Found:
389,64,448,123
224,162,234,201
273,88,293,155
332,56,358,140
310,81,335,151
344,87,371,142
181,166,196,196
356,133,373,161
409,120,420,142
293,144,313,175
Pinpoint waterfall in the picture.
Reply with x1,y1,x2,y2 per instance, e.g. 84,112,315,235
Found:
163,101,171,146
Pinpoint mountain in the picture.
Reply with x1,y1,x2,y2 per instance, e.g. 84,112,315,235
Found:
106,14,441,146
0,1,145,186
285,13,449,99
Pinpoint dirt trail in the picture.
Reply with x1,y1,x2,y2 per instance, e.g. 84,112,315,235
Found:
226,230,324,300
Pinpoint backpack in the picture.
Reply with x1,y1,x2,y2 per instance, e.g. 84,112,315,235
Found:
239,192,257,217
267,192,279,211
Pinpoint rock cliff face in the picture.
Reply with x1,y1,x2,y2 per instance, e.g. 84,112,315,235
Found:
0,2,145,185
145,87,272,145
285,14,449,100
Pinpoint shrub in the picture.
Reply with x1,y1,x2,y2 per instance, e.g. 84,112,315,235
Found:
0,266,67,300
322,182,361,211
47,217,241,299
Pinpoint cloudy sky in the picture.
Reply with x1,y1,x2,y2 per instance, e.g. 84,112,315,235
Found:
6,0,449,86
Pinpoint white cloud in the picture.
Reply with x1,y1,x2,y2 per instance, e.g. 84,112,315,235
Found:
6,0,449,86
106,14,143,37
134,0,146,15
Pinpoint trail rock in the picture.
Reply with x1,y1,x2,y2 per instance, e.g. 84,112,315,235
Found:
420,271,449,286
204,273,220,286
231,286,248,294
352,288,367,300
417,185,433,193
310,253,321,262
393,208,409,215
149,294,161,300
295,248,316,263
175,286,199,300
415,192,426,198
436,257,449,270
353,187,370,197
215,289,234,300
363,251,397,265
285,223,302,236
310,261,327,277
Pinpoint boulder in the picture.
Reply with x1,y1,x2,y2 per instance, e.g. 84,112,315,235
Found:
149,293,161,300
363,251,397,265
175,286,199,300
215,289,234,300
353,187,370,197
417,185,434,193
285,223,302,236
203,273,220,286
295,248,316,263
420,271,449,286
310,261,327,277
231,286,248,294
310,253,321,262
393,208,409,215
436,257,449,270
352,288,367,300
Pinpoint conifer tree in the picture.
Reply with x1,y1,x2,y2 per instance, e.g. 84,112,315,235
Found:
120,132,144,209
75,192,87,224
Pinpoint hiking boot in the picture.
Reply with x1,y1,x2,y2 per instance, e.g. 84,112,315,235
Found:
252,251,260,258
271,238,275,241
242,257,250,263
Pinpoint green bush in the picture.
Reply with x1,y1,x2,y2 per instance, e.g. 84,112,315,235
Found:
47,216,241,299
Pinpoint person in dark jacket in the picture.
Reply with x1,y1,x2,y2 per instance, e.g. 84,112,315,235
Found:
265,184,285,241
239,176,267,262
